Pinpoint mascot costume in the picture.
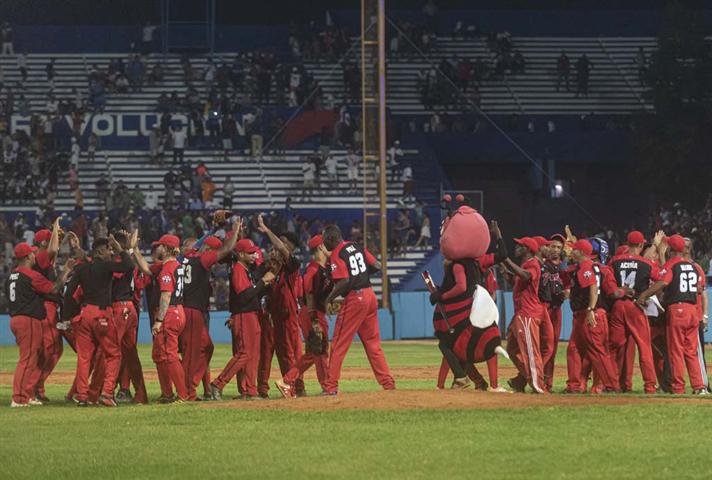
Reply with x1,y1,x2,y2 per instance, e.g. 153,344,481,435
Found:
427,194,510,391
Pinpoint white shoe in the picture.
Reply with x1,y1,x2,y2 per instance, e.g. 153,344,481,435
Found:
487,386,512,393
28,398,43,406
10,400,29,408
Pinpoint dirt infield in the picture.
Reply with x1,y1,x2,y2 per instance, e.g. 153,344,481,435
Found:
204,389,712,411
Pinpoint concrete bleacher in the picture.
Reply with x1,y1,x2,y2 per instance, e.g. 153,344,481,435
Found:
0,37,656,116
308,36,657,115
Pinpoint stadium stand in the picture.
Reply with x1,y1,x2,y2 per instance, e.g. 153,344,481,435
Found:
308,36,657,114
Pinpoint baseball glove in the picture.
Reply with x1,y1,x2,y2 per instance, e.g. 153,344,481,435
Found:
306,321,325,354
212,209,231,228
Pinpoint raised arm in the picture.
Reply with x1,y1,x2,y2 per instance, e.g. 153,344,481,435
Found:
215,216,241,262
257,214,290,259
490,220,509,263
47,216,61,260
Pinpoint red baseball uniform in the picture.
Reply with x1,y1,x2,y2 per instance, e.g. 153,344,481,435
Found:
74,252,133,403
282,260,331,391
506,257,546,393
180,250,219,400
6,267,54,405
152,259,189,400
323,241,394,394
565,261,619,393
609,254,659,393
212,261,267,397
32,247,64,399
660,256,705,393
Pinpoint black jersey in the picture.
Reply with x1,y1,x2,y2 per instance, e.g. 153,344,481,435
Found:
76,252,133,308
610,254,659,297
569,261,604,312
539,261,564,306
60,269,82,321
6,267,53,319
229,261,267,314
661,257,699,307
328,241,377,293
111,266,136,302
182,251,219,312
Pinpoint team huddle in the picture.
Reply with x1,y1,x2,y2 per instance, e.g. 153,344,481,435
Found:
5,208,710,408
431,223,709,396
6,212,394,407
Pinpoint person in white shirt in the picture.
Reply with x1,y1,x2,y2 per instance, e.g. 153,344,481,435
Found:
301,157,316,200
70,137,81,170
345,149,360,192
388,140,403,182
145,185,159,211
142,22,157,54
401,163,414,200
171,125,187,164
325,155,339,190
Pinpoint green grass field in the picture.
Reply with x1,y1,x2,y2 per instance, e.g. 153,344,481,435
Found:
1,342,711,479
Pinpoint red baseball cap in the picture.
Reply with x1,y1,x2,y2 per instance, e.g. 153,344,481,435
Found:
204,236,223,250
14,242,38,258
627,231,645,245
532,236,552,249
308,234,323,250
615,245,630,256
34,229,52,244
572,239,593,256
152,234,180,249
235,239,260,254
666,234,685,252
514,237,539,254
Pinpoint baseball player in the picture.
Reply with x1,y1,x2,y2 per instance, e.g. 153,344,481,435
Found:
276,234,332,398
637,235,707,394
541,233,566,391
256,215,305,396
564,239,623,393
32,219,64,402
683,237,709,392
6,243,72,407
151,234,189,403
504,237,547,393
321,225,395,395
73,236,134,407
180,219,240,400
608,230,660,393
209,239,275,400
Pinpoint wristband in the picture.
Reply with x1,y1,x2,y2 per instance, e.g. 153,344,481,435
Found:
704,315,709,319
128,248,135,255
586,307,594,312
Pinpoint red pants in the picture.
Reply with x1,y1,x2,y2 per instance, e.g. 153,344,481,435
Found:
568,310,618,392
152,305,188,400
506,313,546,393
608,300,657,393
650,319,668,390
323,288,394,393
543,305,562,390
666,303,705,393
214,312,261,396
36,301,63,397
256,312,274,396
10,316,43,404
283,309,329,389
272,309,304,392
115,302,147,403
180,307,214,400
75,305,121,401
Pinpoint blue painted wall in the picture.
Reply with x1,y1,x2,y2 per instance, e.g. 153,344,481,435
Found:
1,293,710,345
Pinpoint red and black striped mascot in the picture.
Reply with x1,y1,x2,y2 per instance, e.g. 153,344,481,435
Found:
427,195,510,391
